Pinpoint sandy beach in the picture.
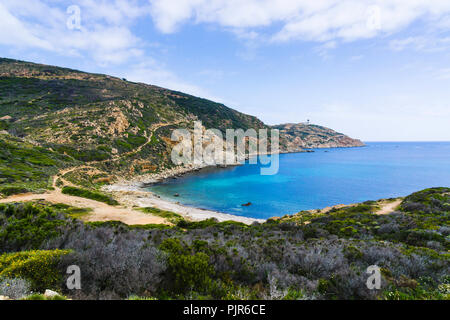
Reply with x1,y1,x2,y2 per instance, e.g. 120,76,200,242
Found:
103,181,266,225
101,163,266,224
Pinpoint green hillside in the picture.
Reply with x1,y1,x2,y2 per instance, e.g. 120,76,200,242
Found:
0,134,75,195
0,58,267,176
0,58,363,196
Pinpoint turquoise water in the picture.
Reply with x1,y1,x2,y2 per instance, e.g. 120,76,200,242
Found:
148,142,450,219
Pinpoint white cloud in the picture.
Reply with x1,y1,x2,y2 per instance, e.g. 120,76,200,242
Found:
0,2,53,50
149,0,450,44
314,40,337,59
389,36,450,52
4,0,450,64
0,0,217,102
124,60,224,102
0,0,149,65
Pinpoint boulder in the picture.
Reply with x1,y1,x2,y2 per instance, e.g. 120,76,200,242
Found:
44,289,60,298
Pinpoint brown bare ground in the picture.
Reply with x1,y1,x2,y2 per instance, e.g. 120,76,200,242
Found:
375,199,402,215
0,192,169,225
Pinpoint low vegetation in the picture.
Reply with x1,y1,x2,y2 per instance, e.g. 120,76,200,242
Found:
0,135,74,196
0,188,448,300
139,207,184,224
61,186,119,205
0,249,71,292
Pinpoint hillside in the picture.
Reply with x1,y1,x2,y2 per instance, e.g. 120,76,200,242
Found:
1,58,362,196
273,123,364,152
0,134,76,195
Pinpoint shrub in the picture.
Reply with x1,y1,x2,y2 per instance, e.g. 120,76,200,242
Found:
0,203,69,251
0,120,10,131
160,238,213,294
0,250,71,291
22,293,67,300
401,188,450,214
61,186,119,205
139,207,184,224
0,277,31,299
127,295,157,300
55,225,167,299
0,187,29,196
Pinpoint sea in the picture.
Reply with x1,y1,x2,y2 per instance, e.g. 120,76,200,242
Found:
147,142,450,220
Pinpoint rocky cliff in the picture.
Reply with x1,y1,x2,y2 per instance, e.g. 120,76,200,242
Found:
273,123,364,152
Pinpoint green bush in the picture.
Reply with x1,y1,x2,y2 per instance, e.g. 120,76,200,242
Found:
54,145,109,162
0,203,68,250
401,187,450,214
139,207,184,224
0,135,73,193
22,293,67,300
177,218,247,230
160,238,213,294
0,120,9,131
0,250,71,291
61,186,118,205
0,186,29,196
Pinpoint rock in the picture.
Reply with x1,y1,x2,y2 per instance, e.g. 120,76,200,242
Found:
0,295,11,300
44,289,60,298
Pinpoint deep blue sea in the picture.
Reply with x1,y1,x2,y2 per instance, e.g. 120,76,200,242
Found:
148,142,450,219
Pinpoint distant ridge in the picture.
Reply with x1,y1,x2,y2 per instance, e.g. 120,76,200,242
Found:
273,123,364,152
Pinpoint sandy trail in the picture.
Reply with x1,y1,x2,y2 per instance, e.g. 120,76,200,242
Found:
375,199,402,215
0,192,168,225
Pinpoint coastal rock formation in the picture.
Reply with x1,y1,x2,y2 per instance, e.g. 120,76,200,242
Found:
274,123,364,152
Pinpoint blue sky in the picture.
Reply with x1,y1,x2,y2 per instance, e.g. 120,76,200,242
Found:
1,0,450,141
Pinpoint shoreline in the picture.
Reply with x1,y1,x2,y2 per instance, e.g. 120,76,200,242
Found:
104,146,366,225
104,163,266,224
104,182,265,225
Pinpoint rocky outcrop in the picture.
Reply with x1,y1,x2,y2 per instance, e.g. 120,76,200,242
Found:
274,123,364,152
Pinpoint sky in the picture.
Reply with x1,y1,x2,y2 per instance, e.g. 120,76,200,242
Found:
1,0,450,141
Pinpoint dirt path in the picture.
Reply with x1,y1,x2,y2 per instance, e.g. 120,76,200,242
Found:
52,121,182,187
0,122,185,225
0,192,168,225
82,121,181,165
375,199,402,215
